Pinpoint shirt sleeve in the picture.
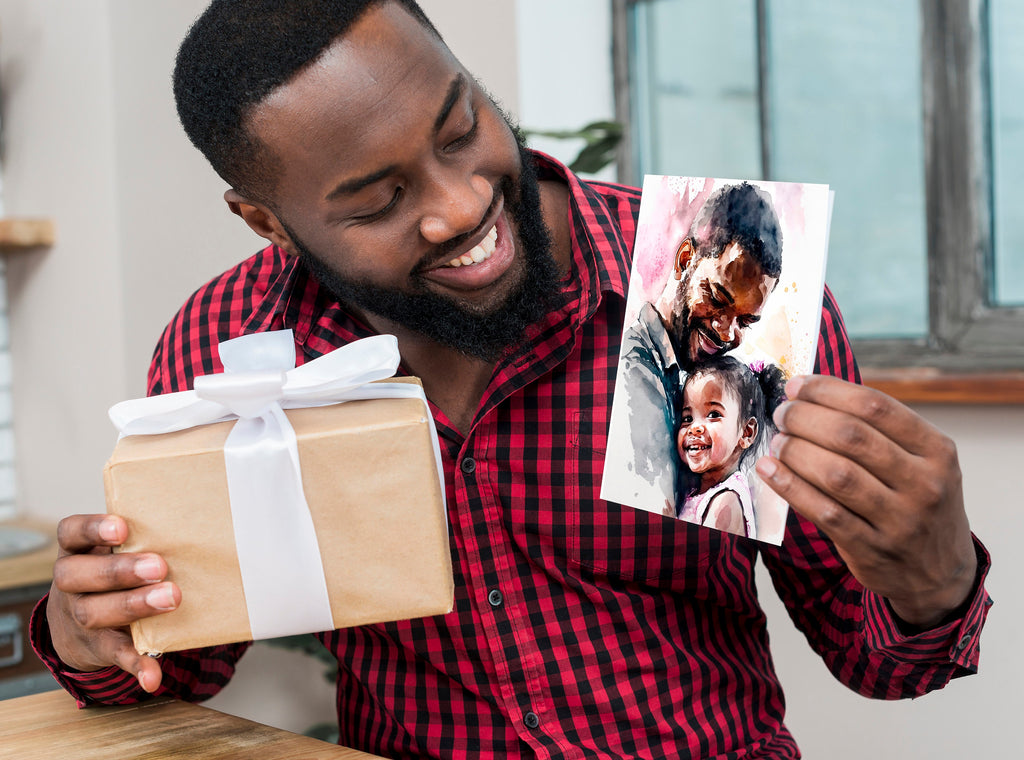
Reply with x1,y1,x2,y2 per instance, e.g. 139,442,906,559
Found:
29,594,251,707
758,286,993,698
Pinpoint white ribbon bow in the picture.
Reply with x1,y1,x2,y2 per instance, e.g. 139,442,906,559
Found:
110,330,441,641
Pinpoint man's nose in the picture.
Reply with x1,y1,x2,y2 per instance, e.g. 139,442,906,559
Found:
419,171,492,244
711,314,741,346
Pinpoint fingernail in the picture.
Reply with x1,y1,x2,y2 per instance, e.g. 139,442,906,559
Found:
786,375,806,397
98,518,120,542
756,457,777,479
770,433,786,457
146,585,176,611
772,407,784,430
135,557,164,583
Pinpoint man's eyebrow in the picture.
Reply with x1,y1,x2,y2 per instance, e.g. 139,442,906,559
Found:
324,74,467,203
434,73,466,135
711,282,735,305
326,165,399,201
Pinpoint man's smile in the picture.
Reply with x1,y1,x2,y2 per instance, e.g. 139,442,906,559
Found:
694,324,726,359
420,206,517,293
445,224,497,267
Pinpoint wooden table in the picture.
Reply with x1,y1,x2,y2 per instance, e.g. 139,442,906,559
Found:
0,689,385,759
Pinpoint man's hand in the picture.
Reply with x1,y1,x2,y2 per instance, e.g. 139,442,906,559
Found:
47,514,181,693
755,375,977,629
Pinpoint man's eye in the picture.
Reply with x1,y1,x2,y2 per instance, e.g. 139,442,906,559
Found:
701,283,725,308
444,112,479,153
353,188,402,222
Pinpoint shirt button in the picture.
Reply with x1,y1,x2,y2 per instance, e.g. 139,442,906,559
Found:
956,634,972,651
523,711,540,729
487,589,504,608
460,457,476,474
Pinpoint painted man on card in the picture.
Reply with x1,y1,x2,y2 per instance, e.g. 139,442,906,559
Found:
614,182,782,513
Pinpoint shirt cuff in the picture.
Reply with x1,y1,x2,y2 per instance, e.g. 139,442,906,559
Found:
29,594,149,707
861,535,992,672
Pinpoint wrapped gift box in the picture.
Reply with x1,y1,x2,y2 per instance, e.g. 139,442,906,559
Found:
103,336,453,656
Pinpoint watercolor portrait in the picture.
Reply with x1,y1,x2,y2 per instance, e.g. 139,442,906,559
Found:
601,176,831,545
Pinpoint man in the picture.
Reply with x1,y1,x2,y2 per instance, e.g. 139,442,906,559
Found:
604,182,782,513
34,2,990,758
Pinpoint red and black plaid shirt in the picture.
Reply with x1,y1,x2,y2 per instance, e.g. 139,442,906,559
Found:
33,153,991,758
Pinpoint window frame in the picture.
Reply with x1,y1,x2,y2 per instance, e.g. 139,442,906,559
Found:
611,0,1024,402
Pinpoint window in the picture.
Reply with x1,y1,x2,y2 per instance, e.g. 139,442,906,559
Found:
613,0,1024,388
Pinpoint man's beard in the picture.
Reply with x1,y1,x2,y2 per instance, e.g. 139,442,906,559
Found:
667,269,696,370
288,142,562,362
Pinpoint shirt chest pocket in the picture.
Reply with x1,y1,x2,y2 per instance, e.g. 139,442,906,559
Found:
564,414,723,588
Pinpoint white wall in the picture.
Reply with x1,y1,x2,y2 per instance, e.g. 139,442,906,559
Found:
759,403,1022,758
1,0,126,523
0,0,263,525
515,0,617,180
0,1,1017,755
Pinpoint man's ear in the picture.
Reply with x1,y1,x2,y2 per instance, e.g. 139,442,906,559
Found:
673,238,695,280
224,189,297,256
738,417,758,450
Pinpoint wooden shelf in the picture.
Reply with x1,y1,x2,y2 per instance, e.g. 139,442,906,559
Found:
0,519,56,591
0,218,55,249
861,367,1024,405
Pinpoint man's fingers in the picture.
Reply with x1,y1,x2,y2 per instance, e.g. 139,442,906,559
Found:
756,452,873,541
57,514,128,555
784,375,938,456
53,552,168,594
768,428,901,528
97,629,164,693
772,398,914,493
65,583,180,631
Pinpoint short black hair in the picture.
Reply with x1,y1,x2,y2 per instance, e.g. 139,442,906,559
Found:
689,182,783,279
173,0,439,204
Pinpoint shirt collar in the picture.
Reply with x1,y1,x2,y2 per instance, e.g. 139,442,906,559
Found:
637,301,680,373
532,151,631,318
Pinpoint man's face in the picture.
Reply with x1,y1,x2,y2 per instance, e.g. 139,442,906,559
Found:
672,243,777,367
243,2,559,360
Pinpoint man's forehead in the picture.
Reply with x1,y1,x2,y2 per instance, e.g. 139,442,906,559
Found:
688,244,777,314
243,1,462,180
699,244,763,276
255,4,448,111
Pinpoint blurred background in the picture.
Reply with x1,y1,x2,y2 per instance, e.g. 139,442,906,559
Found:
0,1,1018,756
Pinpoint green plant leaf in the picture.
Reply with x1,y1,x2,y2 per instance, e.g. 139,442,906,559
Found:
523,120,623,174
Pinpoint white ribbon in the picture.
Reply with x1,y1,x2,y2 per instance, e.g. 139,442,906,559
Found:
109,330,445,641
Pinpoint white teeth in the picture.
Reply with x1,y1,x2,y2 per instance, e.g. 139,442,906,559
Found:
446,225,498,268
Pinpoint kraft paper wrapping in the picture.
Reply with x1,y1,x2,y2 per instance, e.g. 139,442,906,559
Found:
104,396,454,655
